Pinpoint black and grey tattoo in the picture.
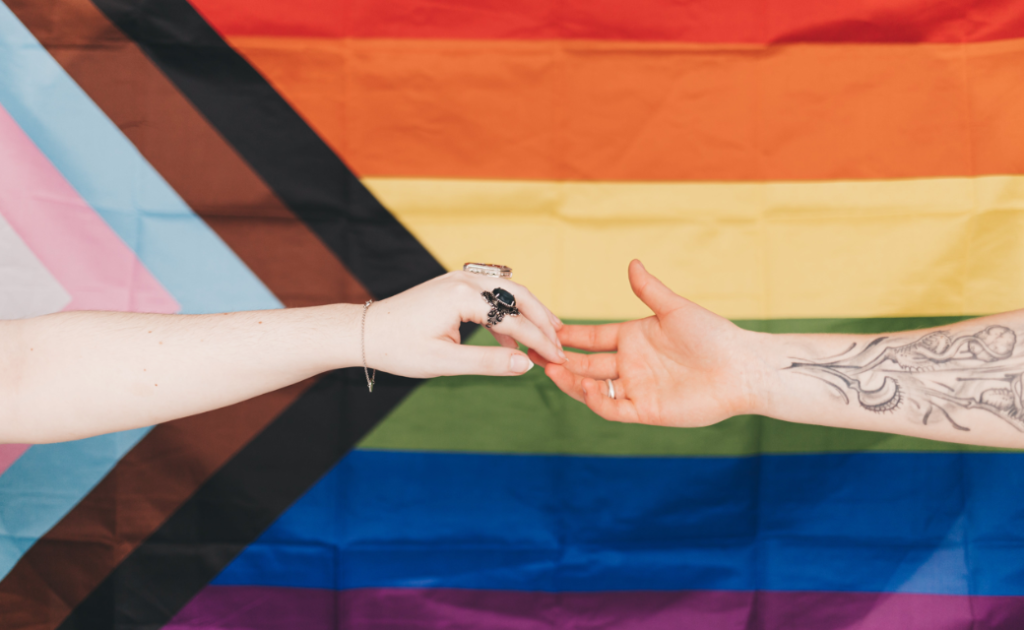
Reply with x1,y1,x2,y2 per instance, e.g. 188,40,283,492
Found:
789,325,1024,432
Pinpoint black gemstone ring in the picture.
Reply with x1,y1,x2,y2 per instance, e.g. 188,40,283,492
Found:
482,287,520,328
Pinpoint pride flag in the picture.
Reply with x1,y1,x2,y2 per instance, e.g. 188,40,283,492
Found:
3,0,1024,628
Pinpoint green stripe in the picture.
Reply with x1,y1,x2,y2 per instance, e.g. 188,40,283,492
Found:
359,316,1020,456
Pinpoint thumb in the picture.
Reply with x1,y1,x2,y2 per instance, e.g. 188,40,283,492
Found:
438,343,536,377
628,259,681,316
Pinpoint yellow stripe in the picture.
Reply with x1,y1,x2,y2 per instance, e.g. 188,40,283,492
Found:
363,176,1024,320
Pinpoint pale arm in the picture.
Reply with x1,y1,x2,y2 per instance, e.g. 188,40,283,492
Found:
0,271,565,444
537,260,1024,449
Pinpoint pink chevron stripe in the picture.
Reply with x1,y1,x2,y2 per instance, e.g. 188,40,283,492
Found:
0,104,180,476
0,104,179,314
0,445,30,477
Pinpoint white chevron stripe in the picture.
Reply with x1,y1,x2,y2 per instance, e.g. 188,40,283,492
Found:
0,212,70,319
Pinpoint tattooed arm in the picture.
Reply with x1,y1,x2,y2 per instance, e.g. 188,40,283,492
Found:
535,260,1024,448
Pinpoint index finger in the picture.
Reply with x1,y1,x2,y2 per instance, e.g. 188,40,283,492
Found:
558,323,622,352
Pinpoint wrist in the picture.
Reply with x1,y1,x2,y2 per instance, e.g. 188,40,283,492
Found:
319,302,364,371
730,329,783,417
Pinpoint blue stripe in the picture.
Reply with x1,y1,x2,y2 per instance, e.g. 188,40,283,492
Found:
214,450,1024,595
0,4,282,582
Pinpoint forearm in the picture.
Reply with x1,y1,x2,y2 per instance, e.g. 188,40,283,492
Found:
0,305,361,443
747,312,1024,448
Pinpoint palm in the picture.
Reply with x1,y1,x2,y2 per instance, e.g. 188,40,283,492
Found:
542,260,754,427
614,306,748,427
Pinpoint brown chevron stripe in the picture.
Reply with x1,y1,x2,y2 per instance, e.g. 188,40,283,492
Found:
0,1,370,628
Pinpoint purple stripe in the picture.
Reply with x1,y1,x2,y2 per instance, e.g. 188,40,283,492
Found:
168,585,1024,629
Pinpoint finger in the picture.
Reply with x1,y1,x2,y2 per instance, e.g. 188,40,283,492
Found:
523,291,562,334
605,377,624,401
550,311,564,331
544,362,587,403
537,300,563,331
490,330,519,350
558,323,621,352
503,284,562,351
464,273,562,353
562,351,618,380
528,348,549,368
628,259,682,317
491,310,564,365
581,377,640,423
437,343,535,377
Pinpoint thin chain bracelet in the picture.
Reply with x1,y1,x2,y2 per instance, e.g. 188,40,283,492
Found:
362,300,376,392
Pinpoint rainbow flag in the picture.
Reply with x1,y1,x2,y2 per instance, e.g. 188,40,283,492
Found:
3,0,1024,627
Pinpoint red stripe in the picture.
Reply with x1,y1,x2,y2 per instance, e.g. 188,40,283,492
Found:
188,0,1024,43
170,585,1024,630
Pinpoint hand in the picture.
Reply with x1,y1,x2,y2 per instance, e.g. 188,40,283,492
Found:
533,260,765,426
367,270,566,378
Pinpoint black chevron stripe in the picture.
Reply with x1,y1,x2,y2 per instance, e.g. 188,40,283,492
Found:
59,370,420,630
58,1,469,628
91,0,445,300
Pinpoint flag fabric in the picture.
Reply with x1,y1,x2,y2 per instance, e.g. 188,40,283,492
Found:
3,1,1024,628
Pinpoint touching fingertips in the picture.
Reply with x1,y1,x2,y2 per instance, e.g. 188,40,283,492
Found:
510,353,534,374
548,333,562,351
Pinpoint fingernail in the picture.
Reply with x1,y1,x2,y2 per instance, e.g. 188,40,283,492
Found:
549,312,563,329
557,348,566,360
510,354,534,374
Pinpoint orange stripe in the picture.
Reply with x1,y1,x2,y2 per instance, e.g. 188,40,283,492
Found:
230,37,1024,182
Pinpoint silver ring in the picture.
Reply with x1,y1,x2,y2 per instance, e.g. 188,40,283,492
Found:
606,379,616,400
464,262,512,279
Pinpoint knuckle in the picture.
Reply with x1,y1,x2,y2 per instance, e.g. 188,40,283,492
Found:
453,281,479,301
444,270,469,286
